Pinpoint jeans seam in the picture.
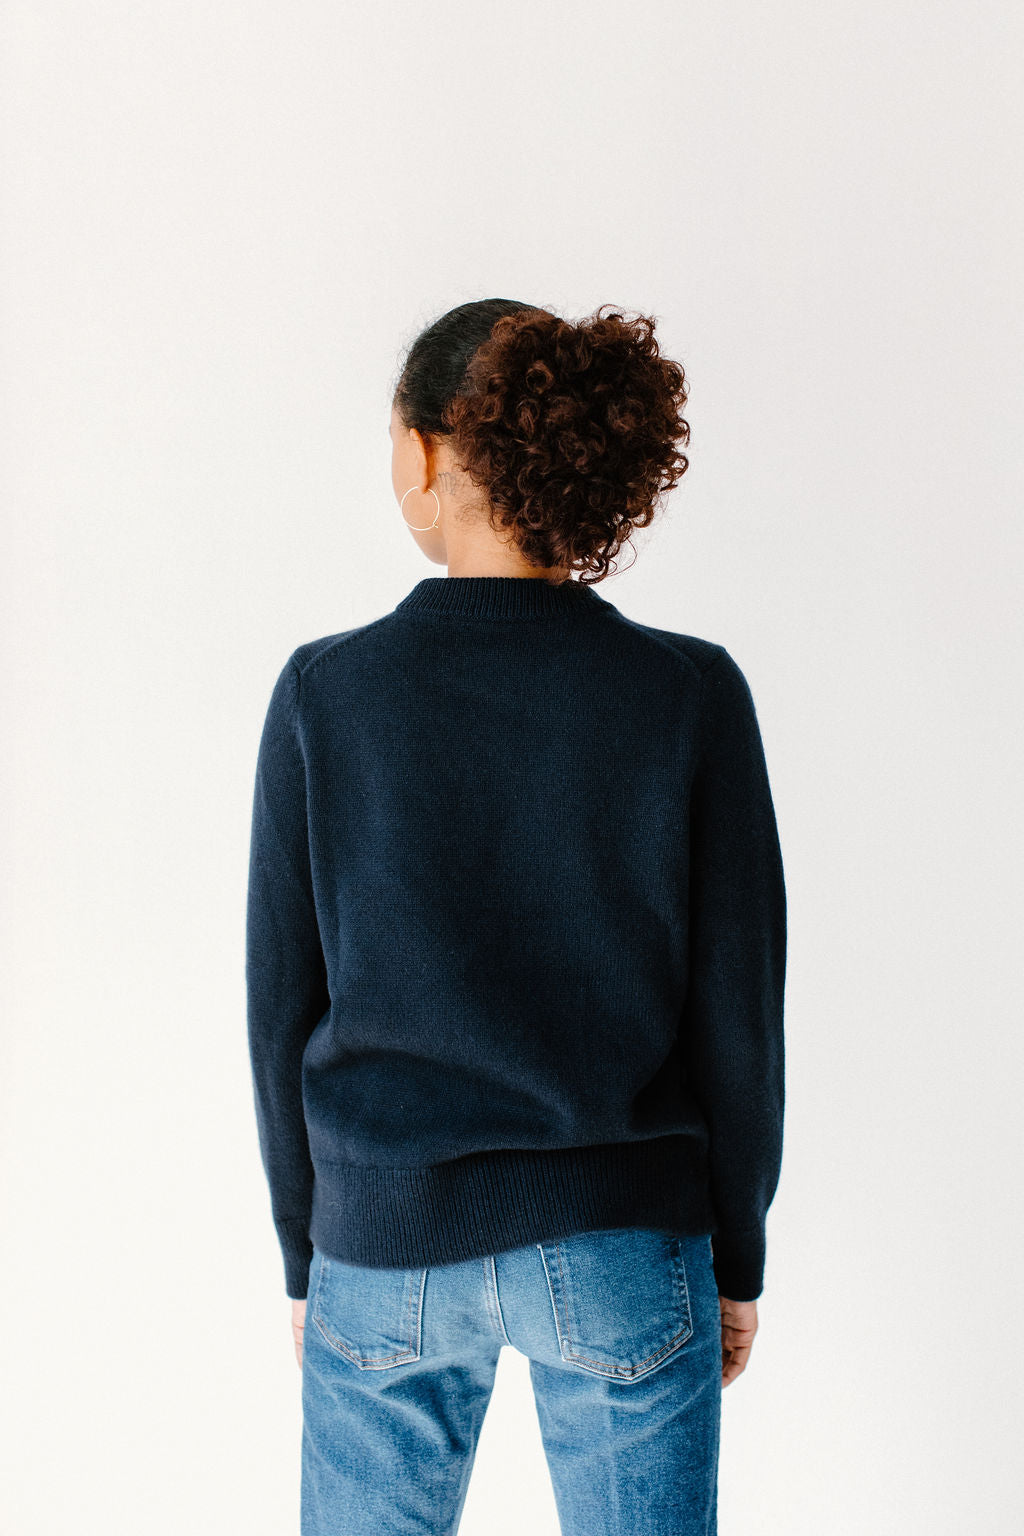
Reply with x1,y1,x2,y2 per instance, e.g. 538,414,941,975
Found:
482,1255,512,1346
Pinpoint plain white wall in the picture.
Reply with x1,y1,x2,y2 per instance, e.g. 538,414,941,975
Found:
2,2,1021,1531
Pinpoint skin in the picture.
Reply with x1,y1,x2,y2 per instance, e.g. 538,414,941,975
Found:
386,402,572,577
289,405,760,1386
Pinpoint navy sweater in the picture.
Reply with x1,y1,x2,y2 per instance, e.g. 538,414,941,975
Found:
246,574,786,1302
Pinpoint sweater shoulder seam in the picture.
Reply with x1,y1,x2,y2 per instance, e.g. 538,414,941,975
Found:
601,608,726,682
290,611,403,683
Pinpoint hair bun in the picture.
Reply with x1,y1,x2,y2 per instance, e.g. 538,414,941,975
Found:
392,299,690,583
443,304,690,582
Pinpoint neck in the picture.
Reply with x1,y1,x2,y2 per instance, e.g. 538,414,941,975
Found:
395,573,614,621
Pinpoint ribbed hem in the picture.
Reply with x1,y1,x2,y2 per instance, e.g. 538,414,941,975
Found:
308,1134,715,1271
394,574,611,621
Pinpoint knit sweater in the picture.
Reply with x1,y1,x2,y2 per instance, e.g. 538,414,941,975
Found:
245,574,786,1302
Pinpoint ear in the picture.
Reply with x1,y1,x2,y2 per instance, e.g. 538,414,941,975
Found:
409,426,434,486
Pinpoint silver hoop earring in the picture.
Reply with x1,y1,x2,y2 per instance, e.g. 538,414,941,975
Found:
401,486,441,531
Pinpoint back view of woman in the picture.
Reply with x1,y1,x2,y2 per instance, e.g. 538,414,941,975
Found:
245,299,787,1536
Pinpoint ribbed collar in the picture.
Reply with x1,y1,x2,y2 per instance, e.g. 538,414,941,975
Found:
395,574,611,621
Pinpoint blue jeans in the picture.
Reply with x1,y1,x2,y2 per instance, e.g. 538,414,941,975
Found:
301,1225,722,1534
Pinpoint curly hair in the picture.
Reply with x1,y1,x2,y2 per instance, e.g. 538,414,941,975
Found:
392,300,690,584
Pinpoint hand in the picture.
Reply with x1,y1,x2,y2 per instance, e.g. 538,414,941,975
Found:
291,1297,307,1368
719,1295,757,1386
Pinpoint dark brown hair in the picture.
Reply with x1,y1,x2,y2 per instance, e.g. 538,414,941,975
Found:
391,299,690,584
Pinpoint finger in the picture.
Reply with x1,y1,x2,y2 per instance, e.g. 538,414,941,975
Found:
721,1339,752,1385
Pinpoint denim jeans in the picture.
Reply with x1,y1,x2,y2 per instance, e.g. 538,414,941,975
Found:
301,1224,721,1535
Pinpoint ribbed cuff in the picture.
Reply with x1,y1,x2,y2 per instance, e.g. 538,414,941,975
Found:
711,1223,766,1301
276,1216,314,1300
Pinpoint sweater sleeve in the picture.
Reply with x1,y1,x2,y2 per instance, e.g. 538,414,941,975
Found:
682,647,787,1302
245,655,330,1300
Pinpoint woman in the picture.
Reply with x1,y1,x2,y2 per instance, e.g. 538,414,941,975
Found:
246,299,787,1535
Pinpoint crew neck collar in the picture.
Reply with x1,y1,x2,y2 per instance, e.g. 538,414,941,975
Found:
395,574,611,621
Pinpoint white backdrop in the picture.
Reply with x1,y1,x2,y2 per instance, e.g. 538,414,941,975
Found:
2,2,1021,1531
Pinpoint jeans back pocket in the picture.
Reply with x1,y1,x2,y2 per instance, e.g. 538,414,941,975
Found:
310,1246,427,1370
538,1226,694,1382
